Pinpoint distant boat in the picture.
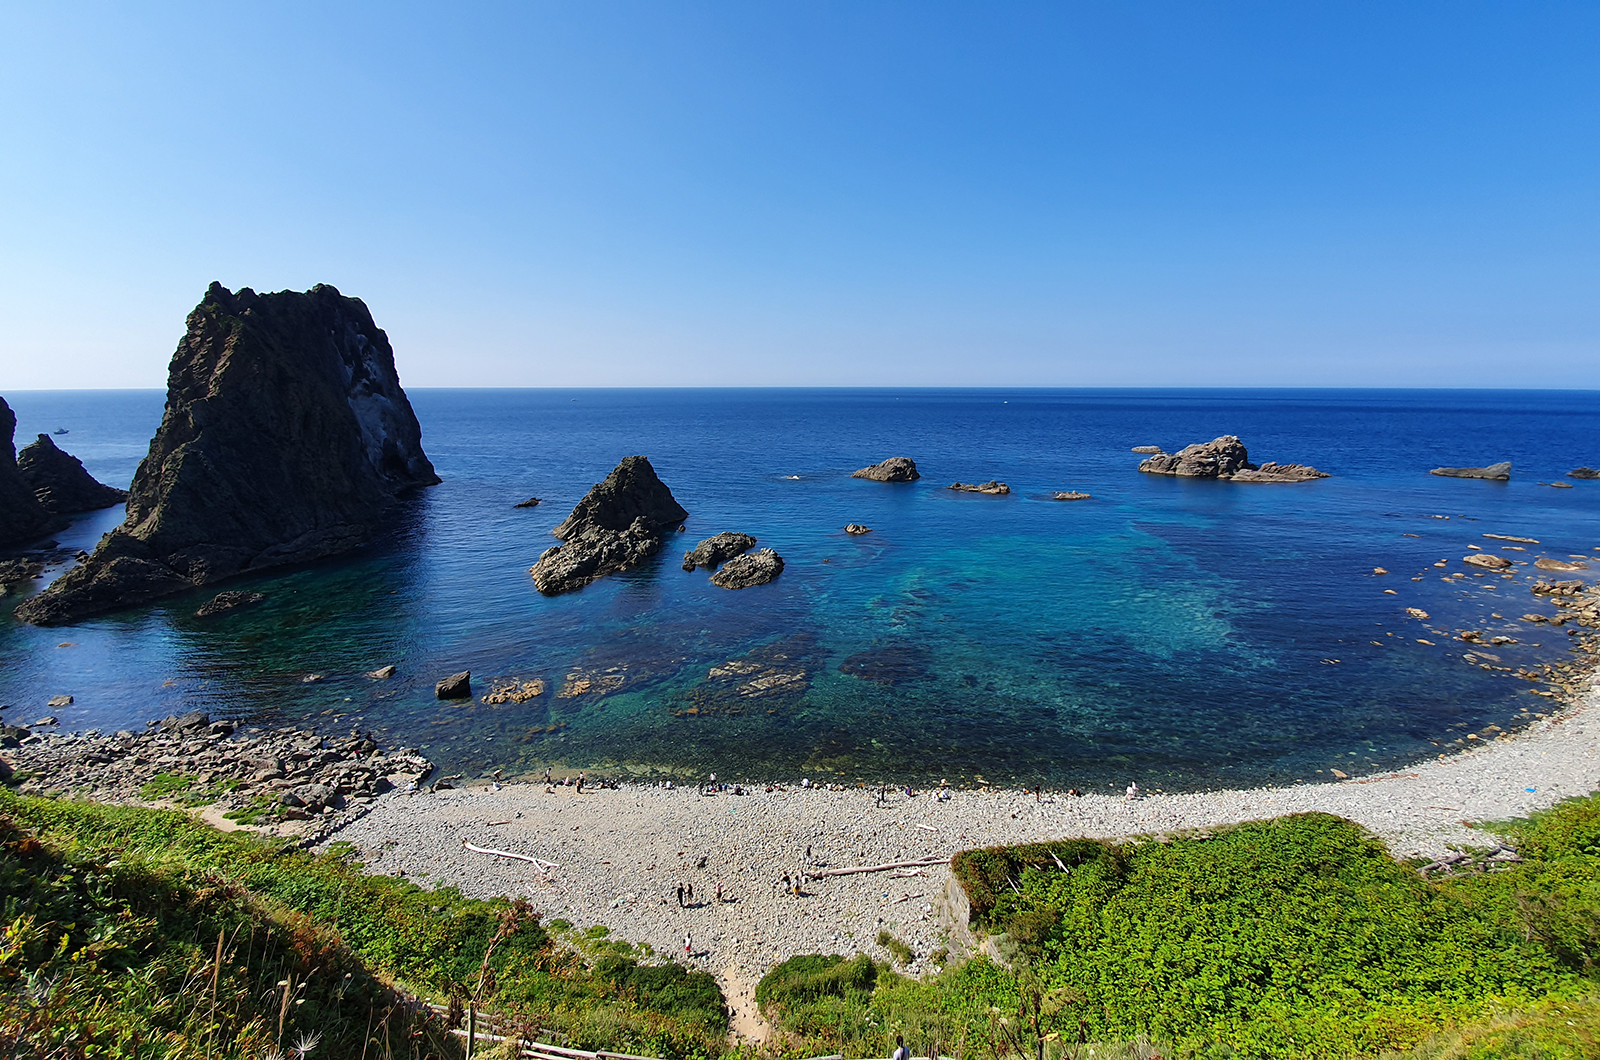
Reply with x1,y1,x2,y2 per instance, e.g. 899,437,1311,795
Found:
52,429,68,435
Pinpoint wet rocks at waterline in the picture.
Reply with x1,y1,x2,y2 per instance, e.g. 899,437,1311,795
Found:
710,548,785,589
682,531,757,571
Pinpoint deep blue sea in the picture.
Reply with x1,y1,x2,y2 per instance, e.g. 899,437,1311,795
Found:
3,389,1598,792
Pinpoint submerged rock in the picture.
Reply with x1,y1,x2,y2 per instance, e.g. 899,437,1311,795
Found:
1430,462,1512,480
15,283,439,626
195,590,266,617
852,457,920,482
0,397,68,547
365,665,397,679
948,481,1010,495
710,548,784,588
531,456,688,595
682,531,757,571
1138,436,1327,482
838,643,930,685
1569,467,1599,480
17,434,127,513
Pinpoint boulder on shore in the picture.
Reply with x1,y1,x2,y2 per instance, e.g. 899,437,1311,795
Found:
15,283,439,626
1568,467,1599,480
435,671,472,699
852,457,920,482
948,481,1010,495
17,434,127,513
530,456,688,595
711,548,784,589
682,532,757,571
0,397,68,547
1138,436,1327,482
1430,462,1511,480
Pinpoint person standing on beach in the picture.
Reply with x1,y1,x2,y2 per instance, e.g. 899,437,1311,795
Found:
684,932,692,959
782,872,791,894
686,882,694,904
677,884,684,907
714,881,723,903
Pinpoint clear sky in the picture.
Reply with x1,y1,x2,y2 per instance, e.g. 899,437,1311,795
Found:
1,2,1596,389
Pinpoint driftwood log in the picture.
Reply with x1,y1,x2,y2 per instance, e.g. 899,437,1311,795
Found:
806,855,947,879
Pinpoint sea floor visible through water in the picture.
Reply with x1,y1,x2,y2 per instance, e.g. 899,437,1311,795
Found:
2,388,1598,793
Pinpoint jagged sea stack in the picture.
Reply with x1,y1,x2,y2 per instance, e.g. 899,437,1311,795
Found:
0,397,69,547
16,283,439,625
531,456,688,595
17,434,128,513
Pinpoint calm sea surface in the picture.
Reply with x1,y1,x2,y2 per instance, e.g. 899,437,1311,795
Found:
3,388,1598,792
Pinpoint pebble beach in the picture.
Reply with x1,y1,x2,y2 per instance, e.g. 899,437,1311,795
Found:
331,675,1600,1037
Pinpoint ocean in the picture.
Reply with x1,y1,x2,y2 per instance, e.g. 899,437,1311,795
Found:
3,388,1598,792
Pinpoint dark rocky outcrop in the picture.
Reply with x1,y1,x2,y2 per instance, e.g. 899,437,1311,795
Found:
949,481,1010,495
0,397,68,547
1430,462,1511,480
710,548,784,589
682,532,756,571
17,434,127,513
195,590,265,617
1137,437,1328,482
1569,467,1599,480
514,496,542,508
852,457,920,483
0,559,43,594
435,671,472,699
530,456,688,595
15,284,439,626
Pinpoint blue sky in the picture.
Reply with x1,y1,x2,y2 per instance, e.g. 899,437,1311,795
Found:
1,2,1595,388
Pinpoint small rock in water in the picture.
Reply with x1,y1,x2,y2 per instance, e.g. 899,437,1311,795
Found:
435,671,472,699
1568,467,1599,480
514,496,542,508
948,481,1010,495
1131,445,1163,454
844,523,873,535
1535,557,1585,572
1406,608,1430,620
852,457,919,483
1430,462,1511,480
301,673,325,684
195,590,265,617
46,694,73,707
34,716,58,727
710,549,784,589
365,665,397,679
1464,554,1512,570
682,532,757,571
1053,491,1091,501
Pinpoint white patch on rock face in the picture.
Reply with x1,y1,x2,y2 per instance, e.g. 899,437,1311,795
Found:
336,323,406,479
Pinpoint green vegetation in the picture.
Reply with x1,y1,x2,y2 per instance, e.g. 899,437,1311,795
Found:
877,930,915,966
760,801,1600,1060
0,790,727,1058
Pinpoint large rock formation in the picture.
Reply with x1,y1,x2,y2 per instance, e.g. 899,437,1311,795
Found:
15,283,439,625
682,532,756,571
530,456,688,595
17,434,127,513
1430,462,1512,480
852,457,920,482
1137,437,1328,482
0,398,68,547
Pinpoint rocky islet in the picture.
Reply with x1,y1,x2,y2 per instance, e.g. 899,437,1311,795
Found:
16,433,127,514
0,397,68,547
14,283,440,626
852,456,920,482
529,456,689,595
1137,436,1329,482
1431,462,1513,480
682,532,758,571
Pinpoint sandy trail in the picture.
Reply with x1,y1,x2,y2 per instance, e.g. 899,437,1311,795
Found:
332,681,1600,990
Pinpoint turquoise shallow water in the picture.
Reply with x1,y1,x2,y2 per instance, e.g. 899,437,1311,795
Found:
3,388,1598,791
